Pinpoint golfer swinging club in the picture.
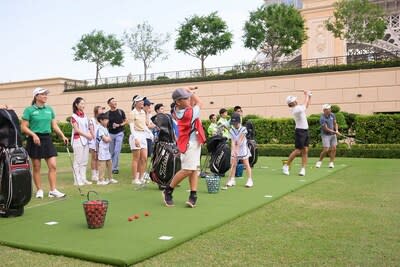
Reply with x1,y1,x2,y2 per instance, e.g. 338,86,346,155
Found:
315,104,339,168
282,90,312,176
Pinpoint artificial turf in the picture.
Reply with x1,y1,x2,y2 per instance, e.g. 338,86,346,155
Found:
0,157,345,266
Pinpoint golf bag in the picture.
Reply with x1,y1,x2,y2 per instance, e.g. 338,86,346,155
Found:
245,120,258,167
207,135,231,176
149,113,181,187
0,109,32,217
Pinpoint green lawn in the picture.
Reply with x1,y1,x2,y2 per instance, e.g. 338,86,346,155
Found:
0,156,399,266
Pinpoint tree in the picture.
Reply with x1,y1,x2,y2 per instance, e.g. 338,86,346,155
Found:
325,0,386,45
72,30,123,85
124,22,170,81
243,4,307,69
175,12,233,76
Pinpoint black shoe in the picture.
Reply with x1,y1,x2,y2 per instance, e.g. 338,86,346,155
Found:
112,170,119,174
158,184,166,191
162,190,174,207
186,195,197,208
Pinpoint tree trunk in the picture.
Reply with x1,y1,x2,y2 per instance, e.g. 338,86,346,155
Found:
95,64,100,86
201,57,205,77
143,61,147,81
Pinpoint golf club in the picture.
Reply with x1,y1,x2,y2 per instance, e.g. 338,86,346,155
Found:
65,144,85,196
338,133,365,144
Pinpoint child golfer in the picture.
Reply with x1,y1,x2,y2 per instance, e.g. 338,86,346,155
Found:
225,112,253,188
96,113,117,185
162,87,206,208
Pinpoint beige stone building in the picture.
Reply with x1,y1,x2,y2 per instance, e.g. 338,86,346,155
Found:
1,67,400,121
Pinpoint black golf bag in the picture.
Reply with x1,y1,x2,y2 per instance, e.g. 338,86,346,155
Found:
206,135,231,176
150,113,181,187
0,109,32,217
245,120,258,168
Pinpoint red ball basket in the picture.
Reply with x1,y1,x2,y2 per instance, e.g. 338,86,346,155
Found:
82,191,109,229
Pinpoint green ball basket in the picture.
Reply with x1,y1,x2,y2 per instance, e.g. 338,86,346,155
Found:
205,174,221,193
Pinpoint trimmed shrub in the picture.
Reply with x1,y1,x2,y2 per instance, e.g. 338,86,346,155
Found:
354,114,400,144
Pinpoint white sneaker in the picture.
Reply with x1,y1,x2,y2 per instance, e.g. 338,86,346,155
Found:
226,178,236,187
282,164,290,175
245,178,253,188
328,162,335,168
97,180,109,185
84,180,93,185
91,176,99,182
36,189,44,199
48,189,66,198
74,182,85,186
299,168,306,176
315,161,322,168
109,178,118,184
132,179,142,185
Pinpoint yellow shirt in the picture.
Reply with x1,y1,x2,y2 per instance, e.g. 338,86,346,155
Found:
129,108,146,132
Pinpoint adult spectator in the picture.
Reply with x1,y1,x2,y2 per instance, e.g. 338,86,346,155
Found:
21,87,68,198
70,97,93,186
282,90,312,176
106,97,127,174
315,104,339,169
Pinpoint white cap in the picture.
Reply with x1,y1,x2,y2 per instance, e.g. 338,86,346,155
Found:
32,87,49,97
132,95,145,102
286,96,297,105
322,104,331,110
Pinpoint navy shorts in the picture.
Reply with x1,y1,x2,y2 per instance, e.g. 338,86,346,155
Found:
294,129,309,149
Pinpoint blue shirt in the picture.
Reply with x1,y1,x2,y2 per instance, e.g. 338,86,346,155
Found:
320,113,336,135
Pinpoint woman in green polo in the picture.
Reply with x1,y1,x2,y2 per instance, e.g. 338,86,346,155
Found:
21,87,68,199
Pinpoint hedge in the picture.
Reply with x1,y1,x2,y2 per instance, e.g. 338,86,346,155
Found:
354,114,400,144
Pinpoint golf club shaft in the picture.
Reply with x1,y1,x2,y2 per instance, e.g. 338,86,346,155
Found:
145,86,198,99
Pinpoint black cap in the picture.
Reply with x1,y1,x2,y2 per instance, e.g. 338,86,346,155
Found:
230,112,241,124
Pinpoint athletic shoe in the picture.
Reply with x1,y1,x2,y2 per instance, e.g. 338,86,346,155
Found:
186,195,197,208
74,181,85,186
328,162,335,168
97,180,109,185
48,189,66,198
108,178,118,184
226,178,236,187
245,178,254,188
112,170,119,174
315,161,322,168
282,164,290,175
132,179,142,185
91,176,99,182
299,168,306,176
83,180,93,185
36,189,44,199
162,190,174,207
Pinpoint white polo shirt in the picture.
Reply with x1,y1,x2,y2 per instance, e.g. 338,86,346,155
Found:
291,105,308,130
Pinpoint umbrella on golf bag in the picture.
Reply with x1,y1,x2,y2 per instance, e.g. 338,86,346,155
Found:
150,113,181,187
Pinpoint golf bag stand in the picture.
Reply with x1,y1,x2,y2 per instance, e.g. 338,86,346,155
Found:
0,109,32,217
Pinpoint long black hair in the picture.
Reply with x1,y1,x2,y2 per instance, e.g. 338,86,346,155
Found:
72,97,84,114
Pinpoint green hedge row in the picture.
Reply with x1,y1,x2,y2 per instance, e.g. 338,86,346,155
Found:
354,114,400,144
56,113,400,146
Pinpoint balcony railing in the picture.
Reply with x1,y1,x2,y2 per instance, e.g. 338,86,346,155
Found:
64,50,400,91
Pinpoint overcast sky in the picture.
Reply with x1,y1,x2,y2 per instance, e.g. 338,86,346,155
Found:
0,0,264,83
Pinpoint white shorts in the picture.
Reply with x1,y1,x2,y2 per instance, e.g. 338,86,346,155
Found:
88,139,96,151
129,132,147,150
180,140,201,171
